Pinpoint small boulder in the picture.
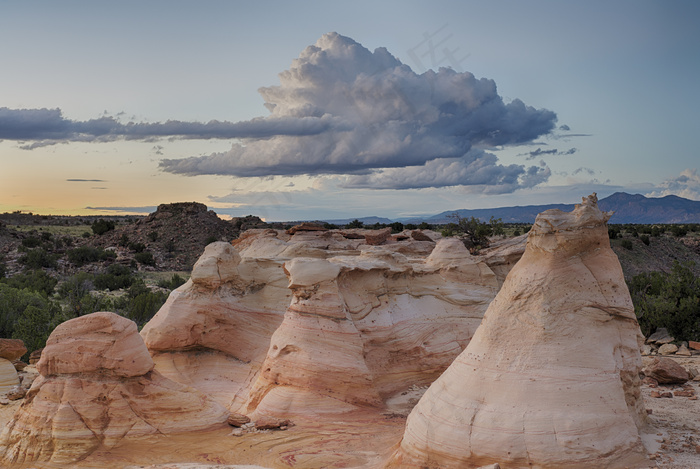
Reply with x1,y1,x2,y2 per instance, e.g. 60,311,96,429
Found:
227,412,251,427
286,223,327,235
688,340,700,351
647,328,674,345
255,416,294,430
644,357,690,384
0,339,27,362
364,227,392,246
676,345,692,357
12,361,27,372
410,230,434,242
658,343,679,355
28,348,43,365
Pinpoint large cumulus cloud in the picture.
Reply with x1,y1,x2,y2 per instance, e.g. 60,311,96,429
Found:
159,32,557,189
5,32,558,191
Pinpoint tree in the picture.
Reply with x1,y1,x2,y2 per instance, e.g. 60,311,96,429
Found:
628,261,700,339
346,219,364,229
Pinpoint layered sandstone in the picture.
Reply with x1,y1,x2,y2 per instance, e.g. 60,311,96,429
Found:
244,239,500,417
390,194,651,468
140,242,292,408
0,312,228,466
141,231,513,416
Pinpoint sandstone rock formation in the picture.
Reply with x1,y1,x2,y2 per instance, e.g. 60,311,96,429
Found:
140,242,291,409
0,312,228,466
142,230,517,416
244,239,500,417
389,194,651,468
0,358,19,394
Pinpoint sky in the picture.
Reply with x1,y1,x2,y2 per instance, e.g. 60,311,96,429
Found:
1,0,699,221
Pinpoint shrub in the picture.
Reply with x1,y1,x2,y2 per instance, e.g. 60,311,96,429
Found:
129,242,146,253
346,219,364,229
91,218,115,235
21,237,42,249
19,248,58,269
389,222,404,233
640,234,650,246
134,251,156,266
0,284,61,343
147,231,159,242
157,273,187,290
620,239,633,250
67,246,115,266
118,233,130,247
628,261,700,339
124,290,168,326
94,264,135,291
1,270,58,296
204,235,218,245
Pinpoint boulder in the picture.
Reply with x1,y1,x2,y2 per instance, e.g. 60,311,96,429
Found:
0,312,228,466
389,195,649,469
647,328,674,345
676,345,692,356
227,413,251,427
644,357,690,384
0,339,27,362
28,348,42,365
286,222,327,235
365,227,392,245
658,343,679,356
688,340,700,351
254,416,293,430
0,358,19,394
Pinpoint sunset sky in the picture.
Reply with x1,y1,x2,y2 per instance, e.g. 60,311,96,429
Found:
1,1,699,221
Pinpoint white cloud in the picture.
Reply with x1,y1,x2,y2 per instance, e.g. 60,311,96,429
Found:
646,168,700,200
160,32,557,189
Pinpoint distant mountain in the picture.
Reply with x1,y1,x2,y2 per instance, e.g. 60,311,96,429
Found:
399,193,700,225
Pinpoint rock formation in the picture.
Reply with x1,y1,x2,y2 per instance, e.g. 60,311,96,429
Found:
243,239,500,417
0,312,228,466
389,194,651,468
0,358,19,394
142,231,515,416
140,242,292,409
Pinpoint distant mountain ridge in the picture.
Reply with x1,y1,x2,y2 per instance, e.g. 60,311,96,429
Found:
313,193,700,225
409,193,700,224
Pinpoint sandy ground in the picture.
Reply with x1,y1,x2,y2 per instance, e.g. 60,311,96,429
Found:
1,358,699,469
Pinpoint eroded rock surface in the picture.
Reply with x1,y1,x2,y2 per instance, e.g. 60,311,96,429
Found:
142,231,515,416
389,194,651,468
0,312,228,466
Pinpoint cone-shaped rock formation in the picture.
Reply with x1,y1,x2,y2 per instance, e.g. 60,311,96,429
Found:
389,194,651,468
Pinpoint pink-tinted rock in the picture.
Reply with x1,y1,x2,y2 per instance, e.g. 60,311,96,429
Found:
0,339,27,362
0,312,228,466
644,357,690,384
688,340,700,351
37,311,154,378
286,222,327,235
389,195,649,469
227,412,251,427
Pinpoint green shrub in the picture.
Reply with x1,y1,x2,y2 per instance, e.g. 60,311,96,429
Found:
91,218,115,235
94,264,135,290
148,231,159,242
134,251,156,266
346,219,364,229
19,248,58,269
67,246,115,266
21,237,42,249
1,270,58,296
628,261,700,339
620,239,633,250
129,242,146,253
124,290,168,326
0,284,61,346
157,273,187,290
640,234,650,246
204,235,218,245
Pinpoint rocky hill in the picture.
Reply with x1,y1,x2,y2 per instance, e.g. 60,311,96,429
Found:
88,203,268,271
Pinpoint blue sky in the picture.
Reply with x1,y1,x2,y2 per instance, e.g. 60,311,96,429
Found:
1,1,699,221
